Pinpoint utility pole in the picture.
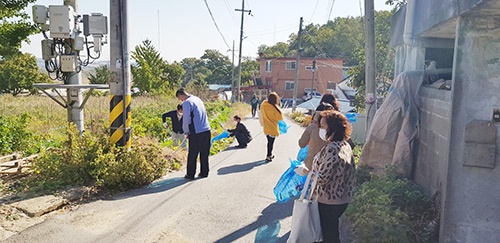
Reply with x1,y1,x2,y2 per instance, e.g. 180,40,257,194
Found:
230,40,236,102
310,58,316,95
157,9,160,50
364,0,377,139
235,0,251,102
63,0,84,134
292,17,303,112
110,0,132,148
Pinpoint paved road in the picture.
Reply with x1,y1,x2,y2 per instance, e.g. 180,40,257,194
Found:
5,116,304,243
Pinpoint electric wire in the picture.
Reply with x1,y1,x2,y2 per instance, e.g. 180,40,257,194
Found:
310,0,320,22
203,0,231,49
223,0,239,28
327,0,336,22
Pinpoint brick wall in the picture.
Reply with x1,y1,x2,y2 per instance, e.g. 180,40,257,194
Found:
414,87,452,195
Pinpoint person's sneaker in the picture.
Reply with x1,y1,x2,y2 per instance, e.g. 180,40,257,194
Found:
265,155,273,162
184,175,195,180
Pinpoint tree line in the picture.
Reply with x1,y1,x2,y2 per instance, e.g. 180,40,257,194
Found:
1,0,401,103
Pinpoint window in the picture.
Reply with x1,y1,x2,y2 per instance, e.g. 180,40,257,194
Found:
285,81,295,91
286,61,296,70
265,60,272,72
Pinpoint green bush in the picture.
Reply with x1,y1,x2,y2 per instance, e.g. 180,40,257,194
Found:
0,113,33,155
30,125,173,191
346,166,439,243
133,106,169,141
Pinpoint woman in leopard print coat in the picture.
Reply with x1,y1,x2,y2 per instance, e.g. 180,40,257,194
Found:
311,110,355,243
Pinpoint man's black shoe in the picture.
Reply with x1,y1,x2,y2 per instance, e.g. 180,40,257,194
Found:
197,173,208,178
184,175,195,180
236,145,247,148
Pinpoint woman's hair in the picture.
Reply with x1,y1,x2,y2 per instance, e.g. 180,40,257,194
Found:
233,115,241,121
313,102,334,123
267,92,279,105
320,110,352,141
317,94,340,111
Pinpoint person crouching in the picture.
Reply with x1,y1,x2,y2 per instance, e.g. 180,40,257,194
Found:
227,115,252,148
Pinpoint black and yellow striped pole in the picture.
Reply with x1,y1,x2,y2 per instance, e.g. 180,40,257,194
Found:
109,0,131,148
110,94,131,147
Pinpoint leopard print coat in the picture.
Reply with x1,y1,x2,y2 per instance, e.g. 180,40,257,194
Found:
311,140,356,205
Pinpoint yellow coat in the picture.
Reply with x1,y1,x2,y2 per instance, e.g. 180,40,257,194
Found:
260,100,283,136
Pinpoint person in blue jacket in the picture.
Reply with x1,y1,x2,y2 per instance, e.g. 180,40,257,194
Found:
176,88,211,180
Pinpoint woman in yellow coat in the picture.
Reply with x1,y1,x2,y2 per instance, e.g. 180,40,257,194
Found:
260,92,283,162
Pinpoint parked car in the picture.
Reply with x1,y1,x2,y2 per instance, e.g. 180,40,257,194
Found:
302,91,322,101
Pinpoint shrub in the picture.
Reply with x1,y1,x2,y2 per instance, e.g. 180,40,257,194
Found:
0,113,33,155
30,125,173,191
345,166,440,243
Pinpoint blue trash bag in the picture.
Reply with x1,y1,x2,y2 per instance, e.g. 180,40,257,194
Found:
278,120,290,134
297,145,309,162
211,131,230,143
345,113,358,123
273,159,308,203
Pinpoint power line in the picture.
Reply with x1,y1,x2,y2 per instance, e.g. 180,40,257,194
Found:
327,0,336,22
203,0,231,49
223,0,239,28
310,0,320,21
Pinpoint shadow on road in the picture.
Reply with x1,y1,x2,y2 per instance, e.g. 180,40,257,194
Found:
217,160,269,175
214,200,293,243
109,177,192,201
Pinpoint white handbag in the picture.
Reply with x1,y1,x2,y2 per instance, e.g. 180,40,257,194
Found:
287,169,323,243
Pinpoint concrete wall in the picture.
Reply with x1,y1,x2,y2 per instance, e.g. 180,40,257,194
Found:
443,12,500,242
414,87,452,196
412,0,485,36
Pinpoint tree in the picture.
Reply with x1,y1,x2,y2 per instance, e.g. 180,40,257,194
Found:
200,49,232,85
179,50,233,87
131,39,184,93
240,57,259,86
0,53,51,95
180,57,209,86
0,0,38,57
386,0,407,9
257,42,290,58
87,65,112,84
349,10,396,110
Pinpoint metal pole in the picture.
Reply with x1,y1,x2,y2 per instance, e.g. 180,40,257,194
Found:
63,0,84,134
231,40,235,102
310,59,316,95
292,17,303,112
235,0,250,102
110,0,132,148
364,0,377,138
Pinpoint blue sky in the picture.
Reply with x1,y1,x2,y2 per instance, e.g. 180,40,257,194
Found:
22,0,393,62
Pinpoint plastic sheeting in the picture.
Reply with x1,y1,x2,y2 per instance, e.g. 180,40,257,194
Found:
211,131,230,143
359,71,424,177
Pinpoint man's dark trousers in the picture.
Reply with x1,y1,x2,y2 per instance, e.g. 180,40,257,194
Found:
187,130,211,177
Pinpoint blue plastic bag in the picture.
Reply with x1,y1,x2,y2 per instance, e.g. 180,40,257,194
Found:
273,159,308,203
278,120,290,134
297,145,309,162
211,131,230,143
345,113,358,123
